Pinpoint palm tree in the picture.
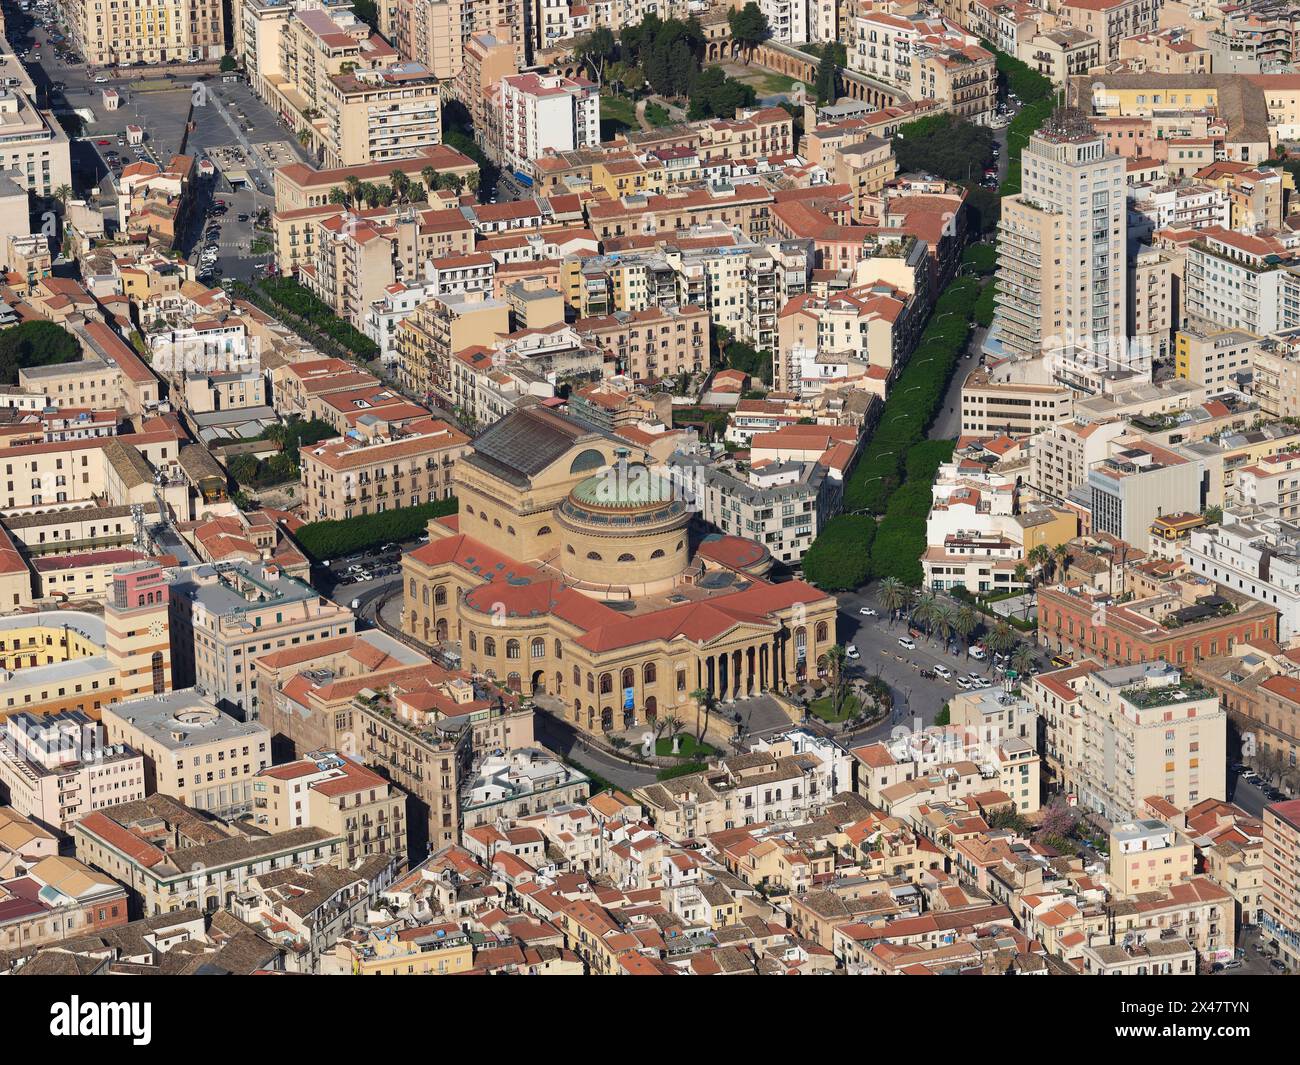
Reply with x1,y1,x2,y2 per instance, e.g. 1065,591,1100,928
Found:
931,604,955,650
690,688,717,744
1013,562,1029,591
328,187,350,207
1028,543,1052,583
912,591,939,639
1010,644,1035,680
421,166,439,195
389,170,409,203
464,170,481,196
951,608,972,657
825,644,848,718
877,576,907,623
1052,542,1071,577
987,620,1016,662
344,175,361,208
661,714,686,754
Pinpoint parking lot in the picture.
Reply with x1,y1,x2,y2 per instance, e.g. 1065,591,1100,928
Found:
7,2,310,280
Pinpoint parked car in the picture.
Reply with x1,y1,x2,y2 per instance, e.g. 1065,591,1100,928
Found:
898,636,916,651
858,606,877,616
933,664,952,680
969,646,987,660
845,644,860,660
956,676,973,689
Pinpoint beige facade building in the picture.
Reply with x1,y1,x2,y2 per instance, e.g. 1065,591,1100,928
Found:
299,416,470,522
396,290,513,401
959,370,1074,436
1262,799,1300,970
254,751,406,865
69,0,225,66
992,110,1127,362
169,560,356,721
402,407,838,742
100,689,271,818
73,793,342,917
1109,818,1195,897
1032,661,1226,823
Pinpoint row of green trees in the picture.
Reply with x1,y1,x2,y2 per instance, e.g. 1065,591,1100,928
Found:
297,497,458,561
844,275,981,515
234,278,379,362
326,166,479,211
801,514,875,591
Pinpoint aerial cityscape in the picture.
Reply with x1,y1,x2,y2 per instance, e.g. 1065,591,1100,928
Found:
0,0,1295,998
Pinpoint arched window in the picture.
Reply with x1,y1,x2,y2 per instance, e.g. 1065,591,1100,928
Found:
621,667,634,690
494,518,502,528
675,540,684,550
573,666,581,686
506,672,521,692
650,549,665,559
644,662,656,685
483,636,496,657
507,526,515,536
566,544,576,554
434,586,447,607
816,621,829,642
617,553,635,562
586,673,594,693
538,526,552,535
555,639,563,659
506,639,520,660
531,638,545,658
480,512,487,521
469,631,477,651
466,505,475,515
409,578,416,597
421,586,429,604
587,551,602,561
569,448,604,474
599,673,613,694
151,651,165,694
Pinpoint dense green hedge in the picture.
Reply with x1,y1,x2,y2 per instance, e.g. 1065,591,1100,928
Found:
843,275,980,515
0,320,80,384
801,514,876,591
297,497,457,560
974,280,998,328
231,279,379,362
870,439,955,587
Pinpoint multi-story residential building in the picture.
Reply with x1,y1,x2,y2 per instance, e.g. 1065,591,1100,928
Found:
73,793,342,917
1262,798,1300,970
1027,416,1128,504
1183,513,1300,641
1038,661,1226,822
666,444,849,567
1109,818,1196,897
574,304,710,384
1184,227,1300,336
1252,332,1300,421
1088,439,1202,545
0,711,145,832
0,855,128,952
396,289,512,401
244,3,443,168
1018,28,1102,86
100,689,271,818
1234,450,1300,520
460,747,590,829
254,751,407,865
959,371,1074,436
991,109,1127,363
168,560,356,720
494,73,600,180
0,81,71,198
299,416,470,521
68,0,224,66
849,5,997,124
1175,328,1266,392
1059,0,1160,60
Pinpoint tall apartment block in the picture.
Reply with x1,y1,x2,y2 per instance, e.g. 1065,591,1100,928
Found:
992,108,1127,365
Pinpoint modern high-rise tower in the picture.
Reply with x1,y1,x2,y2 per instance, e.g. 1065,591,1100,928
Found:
991,108,1128,367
